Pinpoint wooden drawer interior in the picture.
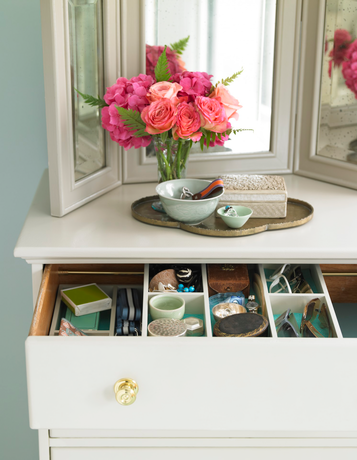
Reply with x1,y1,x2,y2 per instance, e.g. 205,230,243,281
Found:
321,264,357,338
29,263,357,339
29,264,144,336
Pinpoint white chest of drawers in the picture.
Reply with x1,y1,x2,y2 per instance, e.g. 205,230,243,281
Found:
15,172,357,459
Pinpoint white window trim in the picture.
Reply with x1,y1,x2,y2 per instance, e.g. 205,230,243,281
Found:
121,0,302,183
41,0,122,217
294,0,357,190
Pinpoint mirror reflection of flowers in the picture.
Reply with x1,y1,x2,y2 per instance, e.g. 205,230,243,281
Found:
77,40,249,180
342,39,357,99
327,29,352,77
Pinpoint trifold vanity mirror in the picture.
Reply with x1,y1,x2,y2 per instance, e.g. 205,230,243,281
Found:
40,0,357,217
295,0,357,190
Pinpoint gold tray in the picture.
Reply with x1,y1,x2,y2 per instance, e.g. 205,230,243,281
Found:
131,196,314,237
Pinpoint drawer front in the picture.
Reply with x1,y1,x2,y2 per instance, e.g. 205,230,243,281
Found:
26,263,357,433
26,336,357,432
50,446,357,460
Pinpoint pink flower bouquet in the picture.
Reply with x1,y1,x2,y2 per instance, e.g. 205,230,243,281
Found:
78,44,246,181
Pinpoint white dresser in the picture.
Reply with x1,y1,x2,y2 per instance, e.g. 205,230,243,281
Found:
15,172,357,459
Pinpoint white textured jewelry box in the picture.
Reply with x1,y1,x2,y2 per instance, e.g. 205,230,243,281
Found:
218,175,288,218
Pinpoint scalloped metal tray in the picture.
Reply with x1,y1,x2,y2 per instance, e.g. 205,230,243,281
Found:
131,195,314,237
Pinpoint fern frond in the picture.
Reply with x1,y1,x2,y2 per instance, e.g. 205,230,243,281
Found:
215,69,244,88
170,36,190,56
116,107,149,138
154,46,171,82
75,89,108,108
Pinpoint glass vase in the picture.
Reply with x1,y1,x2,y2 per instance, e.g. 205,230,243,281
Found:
153,136,191,182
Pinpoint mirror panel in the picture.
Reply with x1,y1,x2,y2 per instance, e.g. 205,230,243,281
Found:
145,0,276,157
318,0,357,165
68,0,106,181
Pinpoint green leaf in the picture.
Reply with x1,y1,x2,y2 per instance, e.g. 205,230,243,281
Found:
200,135,205,151
212,132,217,144
206,132,211,149
154,46,171,82
170,36,190,56
214,69,244,88
116,106,148,138
75,89,108,108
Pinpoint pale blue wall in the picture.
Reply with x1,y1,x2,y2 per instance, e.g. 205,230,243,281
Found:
0,1,47,458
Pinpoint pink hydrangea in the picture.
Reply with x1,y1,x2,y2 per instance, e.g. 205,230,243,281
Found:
101,74,154,150
342,39,357,99
171,71,213,102
146,45,186,80
328,29,352,77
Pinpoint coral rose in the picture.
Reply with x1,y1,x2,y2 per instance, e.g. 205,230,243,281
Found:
141,99,177,135
195,96,228,133
172,102,202,141
147,81,183,105
209,84,242,121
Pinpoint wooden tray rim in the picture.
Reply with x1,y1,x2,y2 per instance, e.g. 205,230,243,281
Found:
131,196,314,237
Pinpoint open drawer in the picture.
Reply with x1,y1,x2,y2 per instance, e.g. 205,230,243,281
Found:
26,263,357,435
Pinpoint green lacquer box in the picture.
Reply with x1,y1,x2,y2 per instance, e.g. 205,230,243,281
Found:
61,283,112,316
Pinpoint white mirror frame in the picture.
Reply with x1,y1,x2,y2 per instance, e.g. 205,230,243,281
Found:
121,0,302,183
41,0,122,217
294,0,357,190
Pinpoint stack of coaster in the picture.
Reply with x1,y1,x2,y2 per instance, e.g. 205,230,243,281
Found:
219,174,288,218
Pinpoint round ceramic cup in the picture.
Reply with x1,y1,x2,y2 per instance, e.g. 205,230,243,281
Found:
217,205,253,229
149,294,185,320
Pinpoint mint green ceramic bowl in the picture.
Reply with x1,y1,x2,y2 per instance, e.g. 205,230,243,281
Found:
217,205,253,229
149,294,185,321
156,179,224,224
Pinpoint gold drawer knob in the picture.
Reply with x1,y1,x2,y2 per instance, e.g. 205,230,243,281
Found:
114,378,139,406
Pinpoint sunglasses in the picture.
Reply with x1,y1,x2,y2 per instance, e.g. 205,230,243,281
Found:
268,265,313,294
300,299,332,338
275,309,300,337
275,300,333,338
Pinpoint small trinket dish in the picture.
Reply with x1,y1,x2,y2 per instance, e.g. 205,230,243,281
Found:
212,302,246,322
182,317,204,336
217,205,253,229
148,318,187,337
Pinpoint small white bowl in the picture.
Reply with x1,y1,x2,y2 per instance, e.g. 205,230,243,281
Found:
217,205,253,229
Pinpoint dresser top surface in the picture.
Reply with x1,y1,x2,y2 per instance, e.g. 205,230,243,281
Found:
14,172,357,263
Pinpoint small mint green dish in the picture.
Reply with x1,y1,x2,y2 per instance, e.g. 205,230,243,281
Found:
156,179,224,224
149,294,185,320
217,205,253,229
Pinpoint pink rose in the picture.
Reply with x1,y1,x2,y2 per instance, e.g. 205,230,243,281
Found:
209,84,242,121
172,102,202,141
195,96,228,133
141,99,177,134
147,81,183,105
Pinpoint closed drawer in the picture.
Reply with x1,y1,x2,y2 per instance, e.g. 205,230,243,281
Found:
50,446,357,460
26,263,357,434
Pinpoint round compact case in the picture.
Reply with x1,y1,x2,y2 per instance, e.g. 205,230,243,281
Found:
148,318,187,337
213,313,269,337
